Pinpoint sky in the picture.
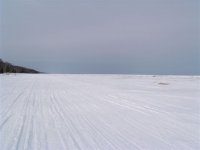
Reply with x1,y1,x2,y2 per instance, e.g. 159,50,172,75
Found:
1,0,200,74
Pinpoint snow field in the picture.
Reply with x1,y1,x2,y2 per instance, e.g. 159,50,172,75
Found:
0,74,200,150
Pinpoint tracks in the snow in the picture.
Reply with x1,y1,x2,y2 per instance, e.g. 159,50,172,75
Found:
0,74,199,150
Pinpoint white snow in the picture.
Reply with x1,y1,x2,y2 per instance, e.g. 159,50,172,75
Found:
0,74,200,150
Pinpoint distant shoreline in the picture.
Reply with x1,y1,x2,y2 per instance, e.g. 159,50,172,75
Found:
0,59,40,74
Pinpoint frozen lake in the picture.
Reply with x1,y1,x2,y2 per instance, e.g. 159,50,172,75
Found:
0,74,199,150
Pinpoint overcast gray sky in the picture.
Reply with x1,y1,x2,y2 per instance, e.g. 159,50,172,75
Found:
1,0,200,74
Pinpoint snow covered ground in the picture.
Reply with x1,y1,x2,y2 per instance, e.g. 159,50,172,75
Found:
0,74,200,150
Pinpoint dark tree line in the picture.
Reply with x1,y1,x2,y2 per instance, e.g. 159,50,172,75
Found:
0,59,40,73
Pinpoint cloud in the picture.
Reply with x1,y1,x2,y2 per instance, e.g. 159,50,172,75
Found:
1,0,199,74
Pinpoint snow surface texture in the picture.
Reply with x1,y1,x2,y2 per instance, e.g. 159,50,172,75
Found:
0,74,200,150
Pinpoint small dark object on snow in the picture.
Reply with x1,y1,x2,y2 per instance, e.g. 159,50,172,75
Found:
158,82,169,85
